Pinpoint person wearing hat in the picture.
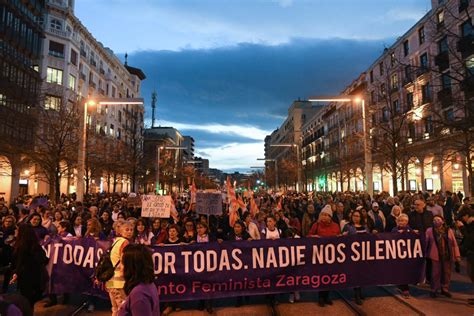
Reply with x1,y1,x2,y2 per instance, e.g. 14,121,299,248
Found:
368,202,386,233
308,204,340,307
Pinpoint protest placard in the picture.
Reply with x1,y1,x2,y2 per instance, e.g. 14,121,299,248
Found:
127,195,142,207
141,195,171,218
196,192,223,215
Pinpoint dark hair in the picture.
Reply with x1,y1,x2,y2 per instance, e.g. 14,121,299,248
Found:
28,212,42,225
59,220,70,231
122,244,155,295
15,223,39,254
350,210,366,226
242,211,251,220
134,218,149,237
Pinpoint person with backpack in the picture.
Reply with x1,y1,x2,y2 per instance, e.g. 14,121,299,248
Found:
105,221,133,316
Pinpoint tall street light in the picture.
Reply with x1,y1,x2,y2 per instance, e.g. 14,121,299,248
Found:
77,97,144,202
308,95,373,196
257,158,278,190
156,145,187,194
270,143,301,192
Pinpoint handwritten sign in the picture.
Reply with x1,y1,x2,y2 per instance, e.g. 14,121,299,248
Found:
196,192,223,215
141,195,171,218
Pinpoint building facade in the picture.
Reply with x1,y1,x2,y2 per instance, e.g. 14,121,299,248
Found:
264,99,323,190
0,0,45,203
298,0,473,196
19,0,146,197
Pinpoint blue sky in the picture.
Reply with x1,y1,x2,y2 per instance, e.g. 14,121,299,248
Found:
75,0,430,171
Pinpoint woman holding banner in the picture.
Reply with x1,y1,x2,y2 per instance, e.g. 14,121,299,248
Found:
106,221,133,316
307,205,340,307
342,208,368,305
133,218,154,246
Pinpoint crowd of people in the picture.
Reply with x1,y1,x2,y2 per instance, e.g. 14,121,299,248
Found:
0,188,473,315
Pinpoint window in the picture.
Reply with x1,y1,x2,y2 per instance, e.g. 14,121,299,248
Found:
110,124,114,136
421,82,431,103
391,73,398,90
391,53,396,66
370,70,374,83
445,109,454,121
393,99,400,113
403,40,409,56
382,107,390,122
68,74,76,91
49,40,64,58
467,57,474,76
406,92,414,110
437,11,444,27
404,65,412,80
380,83,386,96
46,67,63,85
418,26,425,44
45,95,61,110
379,62,384,76
408,123,416,138
425,116,433,134
420,53,429,69
438,36,448,53
441,73,451,89
370,90,376,104
70,49,78,65
50,18,62,30
461,19,473,38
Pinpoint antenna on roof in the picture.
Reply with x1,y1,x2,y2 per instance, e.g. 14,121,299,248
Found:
151,90,157,128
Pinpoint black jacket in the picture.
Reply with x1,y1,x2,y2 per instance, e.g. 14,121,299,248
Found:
408,210,433,233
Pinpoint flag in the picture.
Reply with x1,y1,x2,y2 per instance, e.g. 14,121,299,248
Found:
170,197,179,223
226,176,236,202
237,195,247,211
190,179,197,204
276,197,282,211
229,200,240,227
250,196,259,218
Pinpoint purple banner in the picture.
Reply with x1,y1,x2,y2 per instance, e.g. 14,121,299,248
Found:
44,233,425,302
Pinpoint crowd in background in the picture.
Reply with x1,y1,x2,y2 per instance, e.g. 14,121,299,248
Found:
0,188,473,315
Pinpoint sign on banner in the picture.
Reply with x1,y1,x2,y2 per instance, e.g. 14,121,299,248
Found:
196,192,223,215
141,195,171,218
44,233,425,302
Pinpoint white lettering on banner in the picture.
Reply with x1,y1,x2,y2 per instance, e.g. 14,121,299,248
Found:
152,252,177,274
312,244,346,264
252,246,306,269
142,195,172,218
350,239,423,261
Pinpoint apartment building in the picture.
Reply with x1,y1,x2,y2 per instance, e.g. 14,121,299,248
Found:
22,0,146,196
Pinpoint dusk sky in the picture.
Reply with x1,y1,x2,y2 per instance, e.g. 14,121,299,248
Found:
75,0,430,171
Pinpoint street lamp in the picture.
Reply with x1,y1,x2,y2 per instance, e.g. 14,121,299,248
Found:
257,158,279,190
270,143,301,192
156,145,186,194
77,97,144,202
308,95,373,196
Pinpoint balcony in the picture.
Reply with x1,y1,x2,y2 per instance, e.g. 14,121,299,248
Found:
389,85,399,94
437,88,452,108
47,27,70,39
416,67,429,78
80,49,87,58
403,76,414,86
434,51,449,71
48,50,64,59
461,76,474,99
457,35,474,59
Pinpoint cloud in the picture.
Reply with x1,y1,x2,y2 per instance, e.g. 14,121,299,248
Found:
154,119,272,141
196,142,265,170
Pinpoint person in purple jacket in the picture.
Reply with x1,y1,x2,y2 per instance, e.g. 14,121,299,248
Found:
118,244,159,316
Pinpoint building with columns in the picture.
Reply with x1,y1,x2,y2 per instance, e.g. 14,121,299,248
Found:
299,0,473,196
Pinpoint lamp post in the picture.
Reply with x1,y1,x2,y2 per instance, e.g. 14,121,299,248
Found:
156,145,187,194
270,143,301,192
77,97,144,202
308,95,373,196
257,158,278,190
